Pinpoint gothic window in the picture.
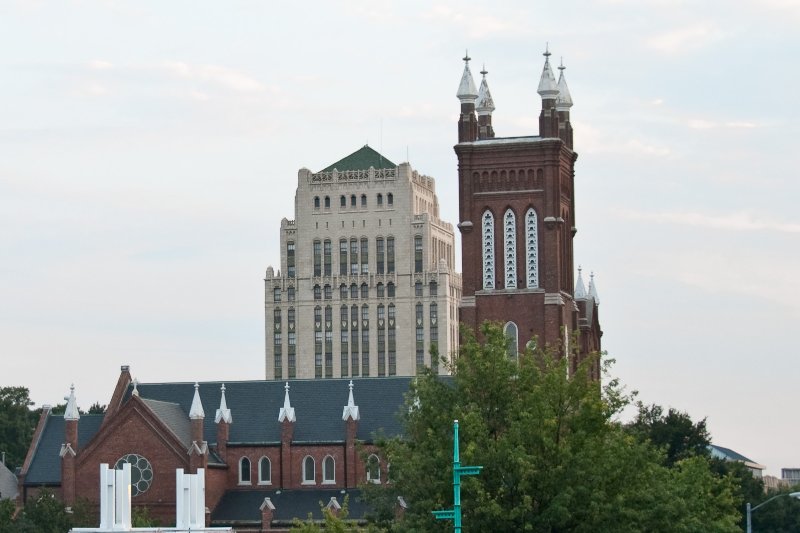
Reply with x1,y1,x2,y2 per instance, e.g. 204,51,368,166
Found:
273,287,281,302
386,237,395,273
324,196,330,209
525,208,539,288
482,210,495,290
376,282,384,298
377,193,383,206
504,209,517,289
258,457,271,484
322,456,335,484
324,284,332,300
415,303,424,372
313,240,321,276
339,239,348,275
360,283,369,299
340,195,346,208
287,286,295,301
414,235,423,273
314,196,320,209
350,194,356,207
387,282,395,298
350,283,358,299
360,238,369,274
313,284,321,300
387,193,393,206
361,194,367,207
323,239,332,275
367,454,381,484
302,456,315,484
115,454,153,497
350,238,359,275
340,283,347,300
429,281,437,297
388,304,396,375
376,237,385,274
415,281,423,297
286,241,296,278
239,456,251,484
504,322,518,359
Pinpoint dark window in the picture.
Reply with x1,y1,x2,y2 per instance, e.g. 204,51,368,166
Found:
376,237,385,274
387,193,393,206
429,281,437,297
360,238,369,274
313,240,321,276
340,195,346,208
339,239,348,275
414,235,423,273
376,282,384,298
287,286,295,301
314,196,320,209
361,194,367,207
340,283,347,299
273,287,281,302
360,283,369,299
324,196,330,209
387,282,395,298
415,281,423,297
387,237,395,273
313,284,321,300
324,284,332,300
287,241,296,278
350,194,356,207
377,193,383,206
350,239,358,275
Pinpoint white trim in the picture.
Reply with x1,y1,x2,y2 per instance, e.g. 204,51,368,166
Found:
239,456,251,485
525,208,539,288
302,455,316,485
366,454,381,484
504,209,517,289
258,456,272,485
322,455,336,484
482,210,495,290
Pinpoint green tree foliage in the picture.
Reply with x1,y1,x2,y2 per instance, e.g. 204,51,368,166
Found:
291,496,374,532
626,402,711,466
745,487,800,533
369,323,740,532
0,386,37,469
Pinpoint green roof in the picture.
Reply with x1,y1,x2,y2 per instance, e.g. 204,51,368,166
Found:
320,145,396,172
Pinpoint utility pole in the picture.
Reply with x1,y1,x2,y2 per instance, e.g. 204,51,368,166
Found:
432,420,483,532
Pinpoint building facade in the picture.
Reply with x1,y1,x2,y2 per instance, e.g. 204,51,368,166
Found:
454,50,601,375
265,146,461,380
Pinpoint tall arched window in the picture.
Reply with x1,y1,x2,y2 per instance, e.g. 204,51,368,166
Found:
322,455,335,484
482,210,495,290
324,196,330,209
525,208,539,288
239,457,251,484
302,456,315,484
504,322,518,359
504,209,517,289
367,454,381,484
258,457,271,485
340,195,346,208
314,196,320,209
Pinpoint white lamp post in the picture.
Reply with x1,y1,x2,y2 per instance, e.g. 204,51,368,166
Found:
746,491,800,533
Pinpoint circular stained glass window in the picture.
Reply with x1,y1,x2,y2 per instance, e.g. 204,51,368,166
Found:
115,453,154,497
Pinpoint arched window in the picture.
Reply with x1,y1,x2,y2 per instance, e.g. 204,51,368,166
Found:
387,193,393,206
350,194,356,207
387,282,395,298
360,194,367,207
322,455,335,484
429,281,437,297
314,196,320,209
324,196,330,209
376,282,384,298
313,284,321,300
415,281,423,297
377,193,383,206
239,457,251,484
504,209,517,289
302,456,315,484
350,283,358,299
360,283,369,299
367,454,381,484
324,284,332,300
340,283,348,299
482,210,495,289
525,208,539,288
414,235,423,273
504,322,518,359
258,457,271,485
340,195,346,208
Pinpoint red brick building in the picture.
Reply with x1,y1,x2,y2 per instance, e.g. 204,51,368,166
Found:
454,49,601,375
18,367,406,530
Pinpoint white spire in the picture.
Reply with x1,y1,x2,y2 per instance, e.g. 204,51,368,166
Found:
215,383,232,424
131,378,139,397
574,266,587,300
476,65,495,115
556,58,573,110
278,382,296,423
456,51,478,103
342,380,360,421
189,382,205,420
64,383,80,421
537,44,559,99
588,272,600,304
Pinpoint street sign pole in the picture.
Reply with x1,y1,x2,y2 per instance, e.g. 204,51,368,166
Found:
432,419,483,532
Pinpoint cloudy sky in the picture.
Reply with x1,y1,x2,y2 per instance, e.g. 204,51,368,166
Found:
2,1,798,475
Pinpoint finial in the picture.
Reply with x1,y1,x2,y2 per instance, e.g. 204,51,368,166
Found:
480,64,487,77
64,383,80,421
279,381,296,423
463,50,471,63
285,381,290,394
559,57,565,72
348,380,354,393
342,380,360,421
132,378,139,397
215,383,232,424
578,264,582,273
189,381,205,419
221,383,226,393
544,43,551,58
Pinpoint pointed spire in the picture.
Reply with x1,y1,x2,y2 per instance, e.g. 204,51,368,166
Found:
456,50,478,103
189,382,205,420
342,380,360,421
278,382,296,423
574,266,587,300
556,58,573,110
476,65,496,115
215,383,232,424
64,384,80,421
588,272,600,304
537,44,559,99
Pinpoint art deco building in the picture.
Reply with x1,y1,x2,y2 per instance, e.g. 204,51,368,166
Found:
264,146,461,379
454,49,602,375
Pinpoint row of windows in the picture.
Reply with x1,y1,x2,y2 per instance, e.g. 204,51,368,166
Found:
313,193,394,210
239,454,382,485
274,279,438,303
309,237,398,276
483,208,539,290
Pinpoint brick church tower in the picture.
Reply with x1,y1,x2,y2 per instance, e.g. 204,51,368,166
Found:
455,48,601,375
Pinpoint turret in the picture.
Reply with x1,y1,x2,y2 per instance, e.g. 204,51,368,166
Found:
476,65,496,140
556,58,574,148
456,51,479,143
537,44,560,139
188,382,208,472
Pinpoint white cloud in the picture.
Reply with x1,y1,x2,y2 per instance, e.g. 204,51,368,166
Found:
419,4,526,39
576,122,672,157
648,23,726,54
160,61,266,92
688,119,758,130
87,59,113,70
616,209,800,234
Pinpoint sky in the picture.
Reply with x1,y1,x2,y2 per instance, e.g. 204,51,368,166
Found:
1,0,798,476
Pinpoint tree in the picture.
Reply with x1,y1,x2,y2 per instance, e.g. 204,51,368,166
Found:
0,386,38,469
626,402,711,466
291,496,374,532
369,323,740,532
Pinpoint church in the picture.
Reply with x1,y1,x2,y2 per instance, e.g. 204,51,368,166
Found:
18,47,601,530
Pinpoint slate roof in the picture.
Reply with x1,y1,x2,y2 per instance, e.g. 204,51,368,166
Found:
211,488,370,525
320,145,396,172
0,461,18,500
709,444,759,465
134,377,411,445
24,414,103,485
141,398,191,447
